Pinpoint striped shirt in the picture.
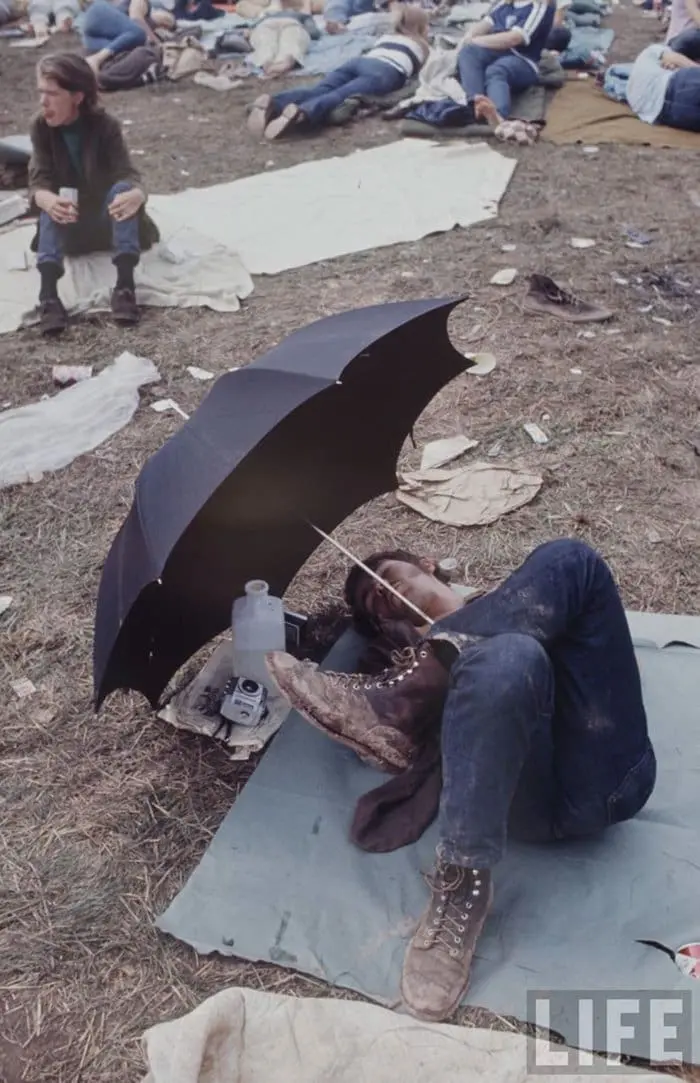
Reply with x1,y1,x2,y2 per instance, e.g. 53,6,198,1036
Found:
366,33,427,78
484,0,555,70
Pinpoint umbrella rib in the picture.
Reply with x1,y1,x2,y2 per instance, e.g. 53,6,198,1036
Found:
308,522,434,626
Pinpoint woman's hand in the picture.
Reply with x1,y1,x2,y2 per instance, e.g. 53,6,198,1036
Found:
108,188,145,221
42,193,78,225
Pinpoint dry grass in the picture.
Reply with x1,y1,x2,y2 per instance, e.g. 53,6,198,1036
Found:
1,5,700,1080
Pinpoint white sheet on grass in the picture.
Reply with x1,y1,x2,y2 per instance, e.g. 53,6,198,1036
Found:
148,139,516,276
0,351,159,488
0,223,254,335
140,986,670,1083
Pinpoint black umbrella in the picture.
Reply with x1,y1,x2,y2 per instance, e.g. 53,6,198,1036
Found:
94,295,471,709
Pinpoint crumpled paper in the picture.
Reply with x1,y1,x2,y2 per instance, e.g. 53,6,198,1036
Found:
397,461,543,527
420,435,478,471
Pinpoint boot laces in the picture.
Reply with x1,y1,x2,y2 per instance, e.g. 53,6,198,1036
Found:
294,647,428,692
422,866,484,958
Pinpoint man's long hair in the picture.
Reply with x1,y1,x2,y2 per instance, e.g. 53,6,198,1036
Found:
37,53,101,117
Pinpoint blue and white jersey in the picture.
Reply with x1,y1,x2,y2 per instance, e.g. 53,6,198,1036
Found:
484,0,555,69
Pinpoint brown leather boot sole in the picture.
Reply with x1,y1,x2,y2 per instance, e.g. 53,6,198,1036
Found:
266,651,415,773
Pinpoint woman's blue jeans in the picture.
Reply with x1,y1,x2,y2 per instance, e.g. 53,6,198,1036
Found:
271,57,405,127
430,540,656,868
82,0,146,54
659,66,700,131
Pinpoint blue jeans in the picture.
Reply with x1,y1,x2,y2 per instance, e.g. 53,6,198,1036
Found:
659,66,700,131
271,57,405,126
668,26,700,60
457,43,538,118
430,540,656,868
37,181,141,269
82,0,146,54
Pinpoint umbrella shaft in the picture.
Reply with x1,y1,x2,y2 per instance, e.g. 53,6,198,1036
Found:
308,523,434,626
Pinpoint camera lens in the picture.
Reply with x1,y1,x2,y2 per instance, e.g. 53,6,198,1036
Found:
240,679,260,694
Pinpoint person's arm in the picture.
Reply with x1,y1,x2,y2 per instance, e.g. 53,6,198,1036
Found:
104,116,147,219
28,118,77,222
462,15,494,41
683,0,700,28
661,46,699,67
472,0,552,50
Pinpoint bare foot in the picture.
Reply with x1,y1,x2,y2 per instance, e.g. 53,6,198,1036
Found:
474,94,502,129
56,16,73,31
265,58,294,76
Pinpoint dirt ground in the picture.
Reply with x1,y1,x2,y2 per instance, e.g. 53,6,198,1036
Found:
1,5,699,1080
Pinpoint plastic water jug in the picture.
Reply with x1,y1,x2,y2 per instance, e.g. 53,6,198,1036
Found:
231,579,286,691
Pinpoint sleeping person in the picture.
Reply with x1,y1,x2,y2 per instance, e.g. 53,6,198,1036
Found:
626,41,700,130
246,2,429,138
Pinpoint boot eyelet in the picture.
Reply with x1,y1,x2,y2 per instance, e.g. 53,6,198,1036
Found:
472,889,480,896
433,919,439,925
457,925,464,932
450,949,458,958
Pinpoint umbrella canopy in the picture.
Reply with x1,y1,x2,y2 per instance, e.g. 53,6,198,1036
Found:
94,296,470,709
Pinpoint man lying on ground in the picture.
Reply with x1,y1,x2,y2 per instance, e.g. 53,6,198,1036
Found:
626,41,700,131
29,52,159,333
247,2,429,139
266,538,656,1022
455,0,555,138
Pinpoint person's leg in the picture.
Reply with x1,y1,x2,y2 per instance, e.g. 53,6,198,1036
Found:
658,67,700,130
288,57,403,126
53,0,79,30
456,42,492,99
483,52,538,119
36,212,69,332
82,0,147,55
247,66,353,135
667,27,700,59
400,632,555,1021
102,180,142,323
430,538,655,837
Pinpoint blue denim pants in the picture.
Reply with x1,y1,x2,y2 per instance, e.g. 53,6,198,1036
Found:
37,181,141,270
429,540,656,868
658,66,700,132
82,0,146,54
457,43,538,118
271,57,405,127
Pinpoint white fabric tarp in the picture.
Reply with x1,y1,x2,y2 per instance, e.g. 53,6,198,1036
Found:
0,223,253,335
0,351,159,487
147,139,517,275
0,140,514,333
140,986,670,1083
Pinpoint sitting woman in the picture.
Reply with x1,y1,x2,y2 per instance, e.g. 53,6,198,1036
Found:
81,0,173,74
247,2,430,139
626,41,700,130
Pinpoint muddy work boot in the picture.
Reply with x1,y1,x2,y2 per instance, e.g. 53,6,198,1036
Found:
401,861,493,1022
523,272,613,323
266,645,448,773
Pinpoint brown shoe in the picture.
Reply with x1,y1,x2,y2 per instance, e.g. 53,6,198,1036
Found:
401,861,493,1022
39,297,67,335
266,645,448,773
264,103,302,141
523,273,613,323
111,287,139,325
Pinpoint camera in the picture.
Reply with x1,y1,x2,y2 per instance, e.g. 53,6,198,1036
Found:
220,676,267,727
